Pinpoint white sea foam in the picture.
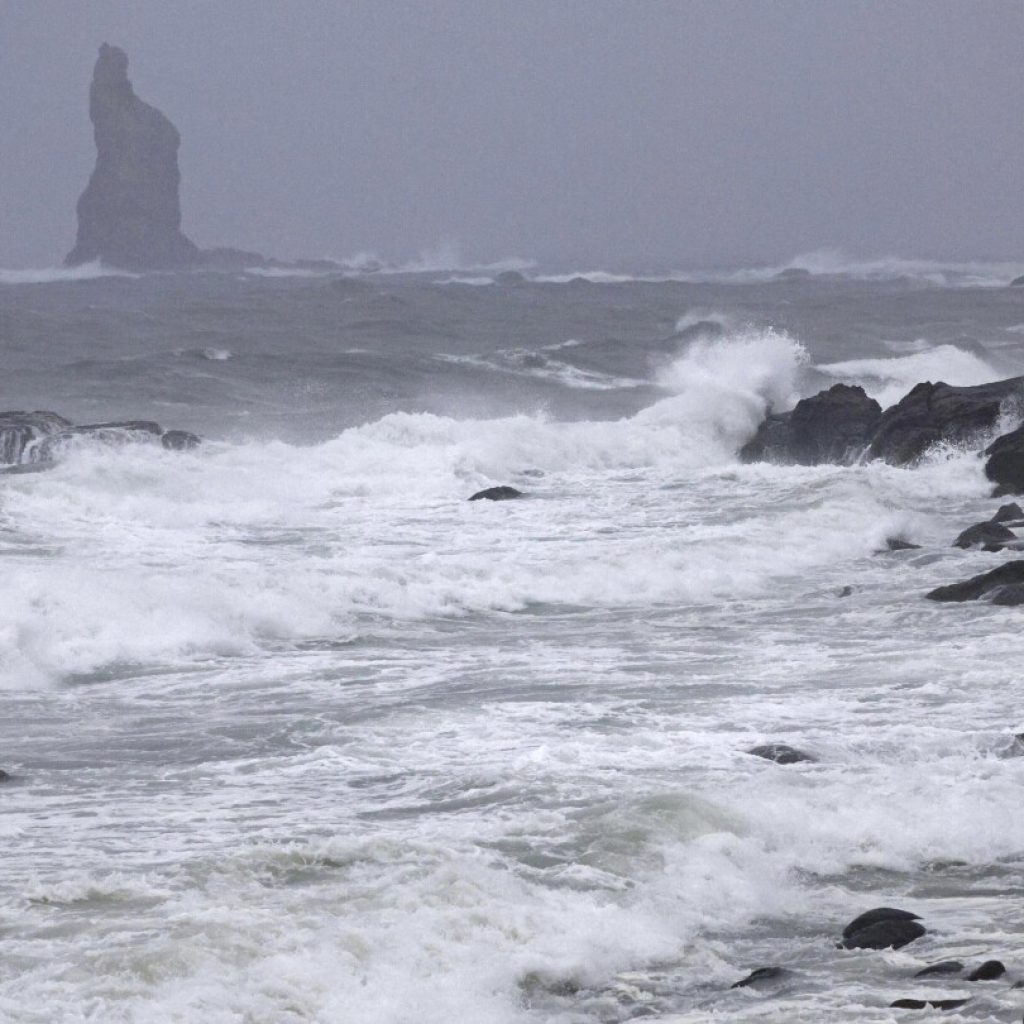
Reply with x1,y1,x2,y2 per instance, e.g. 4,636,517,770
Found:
816,343,1004,408
0,261,139,285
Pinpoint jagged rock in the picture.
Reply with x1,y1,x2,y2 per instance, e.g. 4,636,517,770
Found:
739,384,881,465
884,537,922,552
37,420,164,462
952,521,1017,550
914,961,963,977
66,44,198,269
868,378,1024,465
991,502,1024,523
842,918,926,950
731,966,788,989
926,560,1024,602
0,411,73,464
965,960,1004,981
746,743,815,765
890,998,968,1010
468,486,524,502
842,908,921,939
984,424,1024,496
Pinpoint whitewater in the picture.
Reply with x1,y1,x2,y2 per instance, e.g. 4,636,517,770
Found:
1,265,1023,1023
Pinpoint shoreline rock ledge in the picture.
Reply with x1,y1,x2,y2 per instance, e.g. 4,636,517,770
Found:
66,44,198,270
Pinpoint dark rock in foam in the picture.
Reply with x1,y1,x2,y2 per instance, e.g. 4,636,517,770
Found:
890,998,968,1010
867,377,1024,465
841,907,921,939
914,960,963,977
746,743,815,765
984,424,1024,496
66,44,198,269
952,521,1017,551
842,918,925,950
991,502,1024,523
966,959,1005,981
468,486,524,502
731,966,788,988
926,560,1024,602
0,411,73,464
739,384,881,466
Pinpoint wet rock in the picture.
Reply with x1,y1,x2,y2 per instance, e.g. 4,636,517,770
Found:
914,960,963,977
36,420,165,461
984,424,1024,496
836,585,854,597
161,429,202,451
868,377,1024,466
0,411,73,464
966,959,1005,981
468,486,524,502
884,537,922,552
495,270,527,286
66,44,198,269
0,769,10,782
989,583,1024,606
992,502,1024,523
926,560,1024,602
740,384,881,466
731,966,788,988
890,998,968,1010
952,521,1017,550
1010,275,1024,286
842,907,921,939
842,919,925,950
746,743,815,765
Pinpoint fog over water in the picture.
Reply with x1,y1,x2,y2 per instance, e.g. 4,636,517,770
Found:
1,0,1022,269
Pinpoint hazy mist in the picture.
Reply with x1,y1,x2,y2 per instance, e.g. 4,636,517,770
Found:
1,0,1021,269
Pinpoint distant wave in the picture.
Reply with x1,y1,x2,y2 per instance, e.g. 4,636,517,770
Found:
0,261,138,285
338,242,535,277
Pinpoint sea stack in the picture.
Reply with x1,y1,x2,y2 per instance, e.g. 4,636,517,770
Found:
65,44,198,270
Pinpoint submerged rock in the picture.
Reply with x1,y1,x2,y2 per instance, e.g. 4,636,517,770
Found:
890,998,968,1010
884,537,922,552
952,521,1017,551
0,769,10,783
468,486,524,502
926,560,1024,602
731,966,789,989
161,429,202,451
66,44,198,269
868,377,1024,465
984,424,1024,496
1010,275,1024,286
914,960,963,977
36,420,164,462
746,743,815,765
0,411,73,464
739,384,881,466
965,959,1005,981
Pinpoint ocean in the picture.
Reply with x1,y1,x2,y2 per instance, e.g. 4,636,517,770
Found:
1,255,1023,1022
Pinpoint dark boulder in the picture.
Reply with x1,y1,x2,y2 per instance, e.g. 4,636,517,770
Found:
746,743,815,765
0,769,10,782
884,537,922,552
952,521,1017,550
731,966,788,989
0,411,72,465
890,998,968,1010
984,424,1024,496
36,420,164,462
161,429,202,451
495,270,528,286
740,384,881,465
991,502,1024,523
468,486,524,502
868,377,1024,465
966,960,1005,981
926,560,1024,602
842,908,921,940
1010,275,1024,287
66,44,199,270
842,918,926,950
989,583,1024,606
914,961,963,977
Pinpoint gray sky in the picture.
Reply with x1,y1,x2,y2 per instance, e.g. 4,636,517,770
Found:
1,0,1021,269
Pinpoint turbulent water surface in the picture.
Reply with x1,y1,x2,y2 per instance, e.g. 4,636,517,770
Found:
1,260,1024,1023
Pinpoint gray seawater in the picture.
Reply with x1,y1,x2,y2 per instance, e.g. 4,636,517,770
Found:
1,261,1024,1022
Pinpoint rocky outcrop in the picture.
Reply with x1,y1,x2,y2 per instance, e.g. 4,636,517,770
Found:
867,378,1024,465
951,521,1018,551
0,412,73,464
984,424,1024,495
66,44,198,270
739,384,881,465
468,486,524,502
926,560,1024,602
0,412,199,469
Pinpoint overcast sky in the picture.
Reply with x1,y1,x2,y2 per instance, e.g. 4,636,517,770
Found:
1,1,1021,269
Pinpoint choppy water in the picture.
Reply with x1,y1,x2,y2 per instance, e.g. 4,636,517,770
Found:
1,259,1024,1023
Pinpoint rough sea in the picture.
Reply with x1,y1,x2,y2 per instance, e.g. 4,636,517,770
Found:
1,254,1023,1023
